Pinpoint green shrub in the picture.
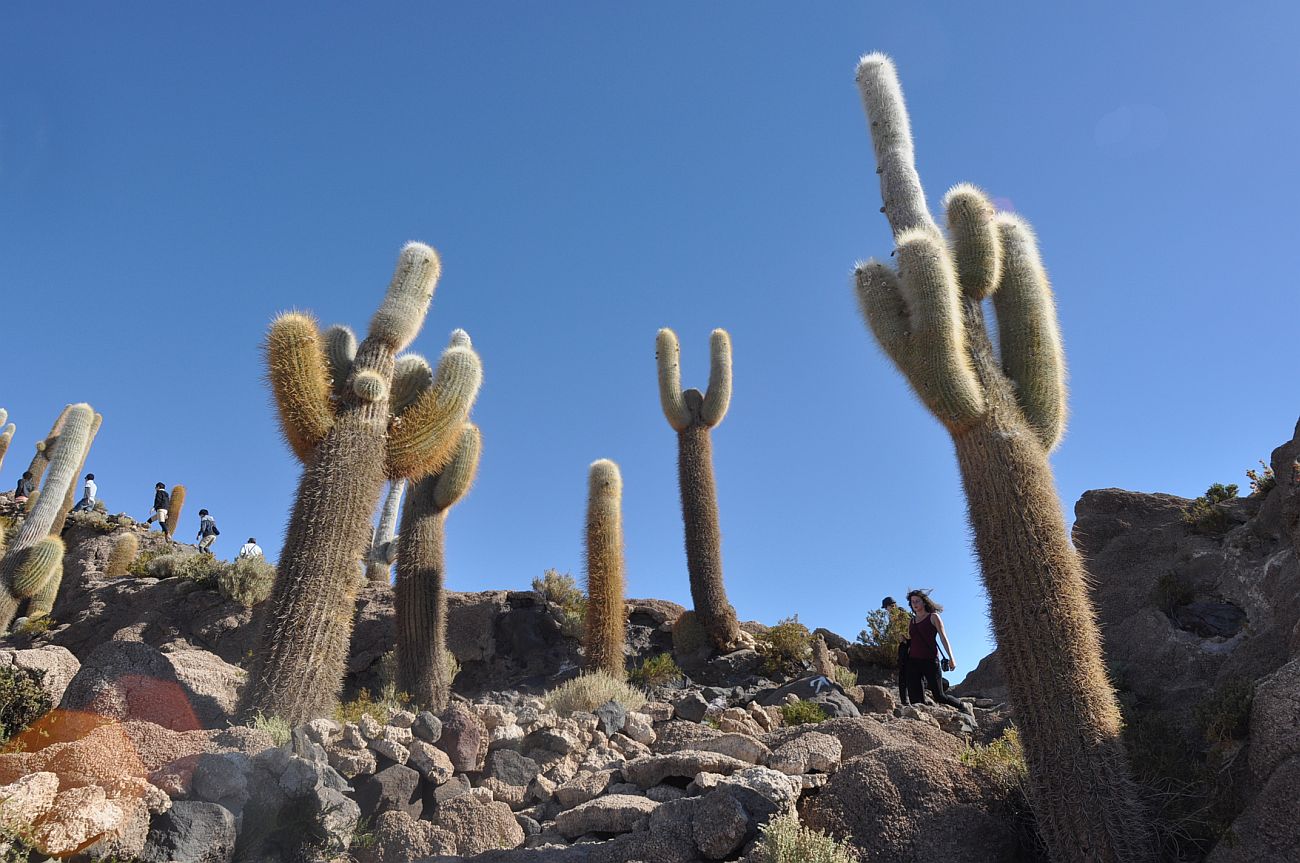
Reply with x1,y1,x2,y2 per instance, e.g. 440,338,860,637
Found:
67,510,116,533
247,712,291,746
127,547,168,577
779,700,827,726
1195,678,1254,745
218,557,277,607
543,671,647,716
335,688,411,726
752,813,857,863
143,551,222,588
629,653,683,687
12,616,53,637
856,605,911,667
533,568,585,638
832,666,858,689
0,666,52,747
757,615,812,676
1183,483,1239,535
961,726,1028,781
1246,461,1275,496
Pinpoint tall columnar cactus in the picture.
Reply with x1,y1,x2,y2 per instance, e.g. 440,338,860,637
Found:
25,405,73,487
49,412,102,536
656,328,741,651
395,420,481,711
852,54,1150,862
365,479,407,583
105,532,139,578
0,409,13,473
164,485,187,539
239,243,483,724
583,459,627,677
0,403,93,631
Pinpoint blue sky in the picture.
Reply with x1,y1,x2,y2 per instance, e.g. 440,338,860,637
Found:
2,3,1297,679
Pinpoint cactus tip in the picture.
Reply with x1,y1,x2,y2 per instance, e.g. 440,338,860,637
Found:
449,329,472,348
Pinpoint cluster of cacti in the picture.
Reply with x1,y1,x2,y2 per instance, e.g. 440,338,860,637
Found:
582,459,627,677
238,243,483,725
164,484,187,538
853,54,1150,862
394,419,481,711
0,403,95,631
49,412,103,536
365,479,407,583
105,532,139,578
0,409,13,473
656,328,742,652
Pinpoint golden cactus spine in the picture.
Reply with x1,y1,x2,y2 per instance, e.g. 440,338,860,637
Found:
395,422,481,712
49,412,102,536
656,328,741,652
165,485,187,539
849,54,1149,862
0,404,93,631
583,459,627,677
239,245,482,725
106,532,139,578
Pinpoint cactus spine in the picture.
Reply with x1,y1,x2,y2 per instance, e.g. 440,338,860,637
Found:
239,245,482,724
365,479,407,583
106,532,139,578
583,459,627,677
165,485,187,539
851,54,1149,862
49,412,102,536
0,409,13,472
394,421,481,711
0,404,93,631
656,328,741,651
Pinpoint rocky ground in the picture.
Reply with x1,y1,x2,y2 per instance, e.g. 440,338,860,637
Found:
3,420,1300,861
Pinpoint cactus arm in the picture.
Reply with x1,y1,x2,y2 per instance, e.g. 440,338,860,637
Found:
943,183,1003,300
391,355,434,415
991,215,1067,451
50,412,102,536
105,532,138,578
432,424,481,510
0,423,13,472
583,459,627,676
26,405,73,486
12,537,64,597
855,52,937,237
699,329,732,428
324,325,357,398
368,242,441,351
267,312,336,462
0,408,6,426
385,344,482,481
655,329,691,432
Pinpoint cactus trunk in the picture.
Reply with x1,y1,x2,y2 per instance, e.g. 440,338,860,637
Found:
677,423,740,650
25,405,72,488
49,413,102,536
165,485,186,539
394,478,451,712
583,460,626,676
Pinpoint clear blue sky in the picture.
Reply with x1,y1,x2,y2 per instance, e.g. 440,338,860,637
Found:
3,3,1297,678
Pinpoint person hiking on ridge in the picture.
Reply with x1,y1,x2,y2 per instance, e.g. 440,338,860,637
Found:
197,509,220,554
14,472,34,504
146,482,171,538
236,537,263,560
904,589,966,712
71,473,97,513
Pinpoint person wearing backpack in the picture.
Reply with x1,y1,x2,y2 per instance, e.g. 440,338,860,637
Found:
146,482,171,538
197,509,220,554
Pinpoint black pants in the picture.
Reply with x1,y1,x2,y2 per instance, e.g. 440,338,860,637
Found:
906,658,964,710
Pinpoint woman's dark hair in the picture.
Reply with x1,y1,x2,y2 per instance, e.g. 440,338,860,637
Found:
906,589,943,614
156,482,165,489
22,471,31,479
199,509,209,516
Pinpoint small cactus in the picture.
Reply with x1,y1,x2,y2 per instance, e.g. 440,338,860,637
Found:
395,422,481,711
240,245,482,725
0,404,93,631
583,459,627,677
106,532,139,578
656,328,741,652
165,485,187,539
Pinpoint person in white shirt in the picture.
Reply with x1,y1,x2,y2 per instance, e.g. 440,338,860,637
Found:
71,474,97,512
237,538,263,560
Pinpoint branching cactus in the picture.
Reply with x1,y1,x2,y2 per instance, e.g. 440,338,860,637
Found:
239,244,482,724
0,403,93,631
583,459,627,677
395,421,481,712
49,412,102,536
164,485,187,539
25,405,73,487
851,54,1150,861
365,479,407,583
0,409,13,473
656,328,742,651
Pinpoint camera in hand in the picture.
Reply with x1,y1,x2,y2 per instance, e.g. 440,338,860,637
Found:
941,658,952,672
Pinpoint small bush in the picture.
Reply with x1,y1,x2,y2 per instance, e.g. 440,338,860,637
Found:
143,551,222,588
218,557,277,607
856,605,911,667
752,813,857,863
13,616,53,637
91,499,108,513
1246,461,1275,496
832,666,858,689
544,671,647,716
533,569,585,638
629,653,683,687
0,666,52,747
1182,484,1238,535
671,610,709,657
248,712,291,746
335,688,410,726
961,726,1028,781
757,615,812,676
779,700,827,727
1195,678,1254,745
67,510,116,533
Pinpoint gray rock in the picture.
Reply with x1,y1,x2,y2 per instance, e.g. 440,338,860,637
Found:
693,789,749,859
673,691,709,722
407,739,454,784
766,731,843,775
0,645,80,705
139,801,236,863
623,750,751,788
278,755,323,798
328,745,377,780
191,753,249,812
311,786,361,852
712,766,801,820
594,700,627,737
555,794,658,838
438,703,489,772
354,763,422,819
433,773,473,804
554,769,616,809
413,710,443,743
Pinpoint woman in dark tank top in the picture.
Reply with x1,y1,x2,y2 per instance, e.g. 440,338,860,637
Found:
905,590,966,711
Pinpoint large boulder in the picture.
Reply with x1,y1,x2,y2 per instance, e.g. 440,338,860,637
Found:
0,645,80,704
